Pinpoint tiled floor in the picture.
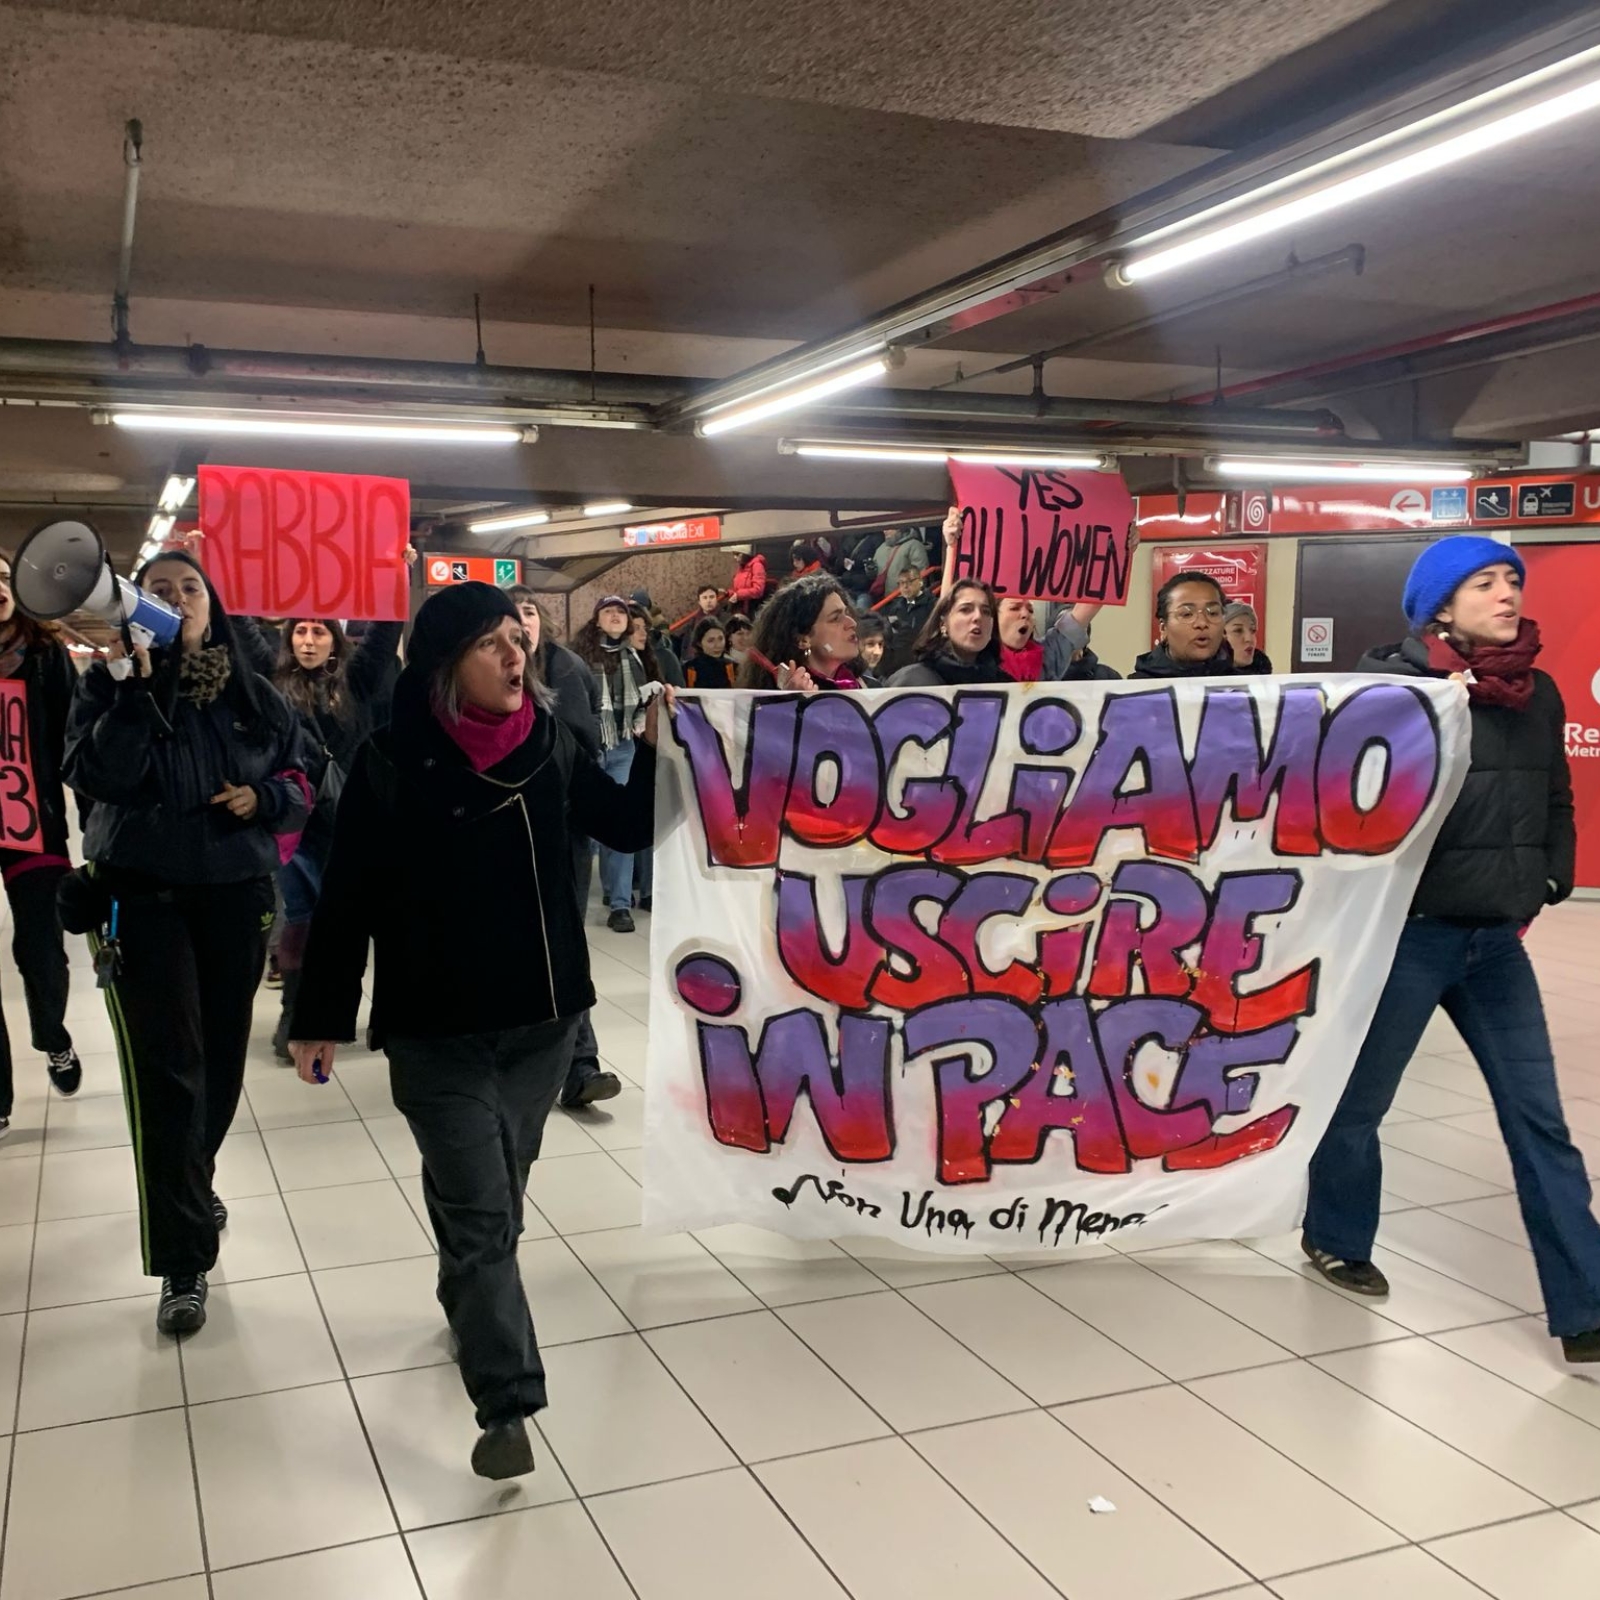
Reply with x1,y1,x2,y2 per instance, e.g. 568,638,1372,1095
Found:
2,901,1600,1600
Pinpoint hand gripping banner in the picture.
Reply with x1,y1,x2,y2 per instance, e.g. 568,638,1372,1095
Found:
645,678,1470,1254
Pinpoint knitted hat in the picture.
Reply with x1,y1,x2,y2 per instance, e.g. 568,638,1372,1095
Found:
406,582,518,680
1221,601,1257,628
1402,536,1525,632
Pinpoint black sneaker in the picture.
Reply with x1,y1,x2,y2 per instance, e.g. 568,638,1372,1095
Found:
265,957,283,990
0,1117,9,1140
471,1417,535,1480
638,895,653,913
560,1070,623,1110
1562,1327,1600,1363
607,909,635,933
1301,1234,1389,1297
47,1050,82,1097
157,1272,209,1336
211,1193,229,1231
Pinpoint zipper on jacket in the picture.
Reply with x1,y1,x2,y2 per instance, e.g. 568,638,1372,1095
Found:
515,792,560,1015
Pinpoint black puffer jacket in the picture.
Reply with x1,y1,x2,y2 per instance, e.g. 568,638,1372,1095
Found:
888,648,1013,688
1131,644,1242,679
1361,636,1575,923
291,670,655,1046
64,658,308,886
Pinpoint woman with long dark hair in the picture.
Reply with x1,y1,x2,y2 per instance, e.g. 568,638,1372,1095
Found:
735,574,860,691
887,579,1012,687
62,551,307,1338
683,616,738,689
572,596,659,931
0,551,84,1135
1301,537,1600,1363
262,614,403,1059
289,584,662,1478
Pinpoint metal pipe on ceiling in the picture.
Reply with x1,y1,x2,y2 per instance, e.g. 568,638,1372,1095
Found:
813,389,1344,435
1173,288,1600,405
0,337,1343,438
659,11,1600,421
938,244,1367,390
0,338,683,410
112,121,143,353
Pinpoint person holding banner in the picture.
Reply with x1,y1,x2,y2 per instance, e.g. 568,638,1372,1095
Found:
0,553,85,1136
573,596,660,932
288,583,663,1479
887,578,1011,688
259,614,405,1062
62,551,308,1339
1302,536,1600,1363
1132,571,1242,679
736,574,862,692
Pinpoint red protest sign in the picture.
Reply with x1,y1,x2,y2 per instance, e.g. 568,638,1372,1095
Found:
948,462,1136,604
198,466,411,621
0,680,43,854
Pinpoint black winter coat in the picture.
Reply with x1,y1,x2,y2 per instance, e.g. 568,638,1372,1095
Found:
65,658,308,886
539,640,600,760
290,670,655,1047
683,654,738,690
1360,636,1575,924
888,649,1013,688
0,633,80,868
1131,644,1242,680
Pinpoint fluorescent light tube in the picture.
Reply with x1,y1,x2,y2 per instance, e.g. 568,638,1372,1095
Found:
113,412,524,445
1209,457,1474,483
157,475,195,511
467,510,552,534
147,513,176,541
699,355,891,437
582,501,634,517
1120,49,1600,284
949,451,1111,471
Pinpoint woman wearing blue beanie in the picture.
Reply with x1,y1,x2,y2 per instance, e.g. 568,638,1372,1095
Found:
1302,535,1600,1362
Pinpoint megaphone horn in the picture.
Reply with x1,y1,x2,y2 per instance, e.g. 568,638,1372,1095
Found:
13,519,183,656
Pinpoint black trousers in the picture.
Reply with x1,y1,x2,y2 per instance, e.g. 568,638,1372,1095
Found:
95,876,274,1276
0,864,73,1118
389,1016,580,1428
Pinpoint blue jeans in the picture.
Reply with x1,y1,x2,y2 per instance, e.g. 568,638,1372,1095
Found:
1305,918,1600,1337
597,740,636,911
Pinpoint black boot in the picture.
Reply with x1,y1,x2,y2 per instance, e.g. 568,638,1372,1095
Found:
272,970,302,1064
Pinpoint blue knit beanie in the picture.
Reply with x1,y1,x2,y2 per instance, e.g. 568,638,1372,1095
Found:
1402,536,1524,632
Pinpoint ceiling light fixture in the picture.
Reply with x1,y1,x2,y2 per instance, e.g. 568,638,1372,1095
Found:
112,411,527,445
466,509,552,534
146,513,176,542
1116,45,1600,285
157,474,195,511
698,351,896,437
782,439,1113,471
582,501,634,517
1207,456,1475,484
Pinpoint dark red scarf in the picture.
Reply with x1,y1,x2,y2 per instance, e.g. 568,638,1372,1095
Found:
1425,618,1541,710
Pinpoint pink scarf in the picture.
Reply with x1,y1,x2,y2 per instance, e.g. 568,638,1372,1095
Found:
438,699,535,772
1001,641,1044,683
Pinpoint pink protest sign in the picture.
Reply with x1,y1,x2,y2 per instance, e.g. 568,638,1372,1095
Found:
948,463,1135,603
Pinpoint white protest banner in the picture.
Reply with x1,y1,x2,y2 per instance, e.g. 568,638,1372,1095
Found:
645,678,1470,1254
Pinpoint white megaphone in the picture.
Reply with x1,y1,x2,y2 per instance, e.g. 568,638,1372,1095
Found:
13,519,183,679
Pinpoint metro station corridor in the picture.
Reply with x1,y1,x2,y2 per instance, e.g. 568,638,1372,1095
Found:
1,899,1599,1600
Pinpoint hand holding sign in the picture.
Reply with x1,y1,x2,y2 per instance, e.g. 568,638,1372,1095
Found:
948,463,1136,605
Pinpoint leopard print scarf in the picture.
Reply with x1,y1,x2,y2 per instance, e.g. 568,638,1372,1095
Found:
177,645,233,708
